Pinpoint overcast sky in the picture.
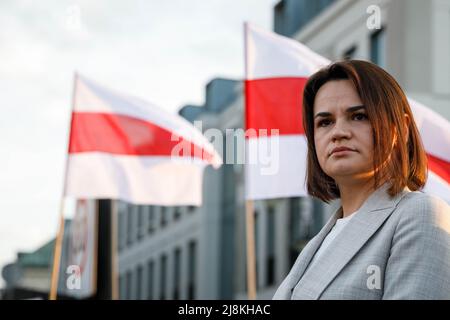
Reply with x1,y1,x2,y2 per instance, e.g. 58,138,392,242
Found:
0,0,278,288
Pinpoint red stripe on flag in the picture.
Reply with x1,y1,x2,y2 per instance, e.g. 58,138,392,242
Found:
68,112,214,162
245,77,307,137
427,153,450,184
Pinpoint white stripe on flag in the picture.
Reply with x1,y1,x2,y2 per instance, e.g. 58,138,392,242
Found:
425,171,450,204
245,135,308,200
246,23,329,80
66,153,207,206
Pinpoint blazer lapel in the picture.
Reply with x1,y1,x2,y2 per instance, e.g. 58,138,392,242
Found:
292,184,411,299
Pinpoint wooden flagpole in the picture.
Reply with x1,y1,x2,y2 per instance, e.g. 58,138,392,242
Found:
49,201,65,300
243,22,257,300
49,72,78,300
245,199,257,300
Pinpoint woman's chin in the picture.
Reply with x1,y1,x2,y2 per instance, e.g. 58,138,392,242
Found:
326,166,372,179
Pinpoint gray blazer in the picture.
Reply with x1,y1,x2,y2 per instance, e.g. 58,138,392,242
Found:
273,184,450,300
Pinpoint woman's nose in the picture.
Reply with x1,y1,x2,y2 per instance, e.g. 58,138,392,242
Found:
331,120,352,141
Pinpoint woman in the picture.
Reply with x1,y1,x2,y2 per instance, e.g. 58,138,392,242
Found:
273,60,450,300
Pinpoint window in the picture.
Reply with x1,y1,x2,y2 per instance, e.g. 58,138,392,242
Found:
136,265,143,300
147,260,154,299
187,240,197,299
370,27,386,68
289,197,321,268
126,270,132,300
274,0,286,36
174,207,181,221
118,203,126,251
187,205,196,213
148,206,155,234
289,198,304,268
173,248,181,299
266,205,276,286
119,274,126,299
137,206,144,240
160,207,167,228
126,205,133,246
160,254,167,300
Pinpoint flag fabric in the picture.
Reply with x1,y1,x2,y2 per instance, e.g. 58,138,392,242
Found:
244,23,328,200
244,23,450,203
408,98,450,203
65,74,222,206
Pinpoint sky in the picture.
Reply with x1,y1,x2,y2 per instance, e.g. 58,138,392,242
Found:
0,0,278,288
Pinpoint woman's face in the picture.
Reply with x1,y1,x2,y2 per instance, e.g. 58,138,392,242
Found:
313,79,375,183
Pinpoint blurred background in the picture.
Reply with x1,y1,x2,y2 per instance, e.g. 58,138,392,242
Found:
1,0,449,299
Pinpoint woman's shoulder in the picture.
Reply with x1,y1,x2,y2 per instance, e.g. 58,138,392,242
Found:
394,190,450,226
398,190,449,210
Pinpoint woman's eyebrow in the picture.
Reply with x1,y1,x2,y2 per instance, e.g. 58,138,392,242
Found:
346,105,365,113
314,105,365,119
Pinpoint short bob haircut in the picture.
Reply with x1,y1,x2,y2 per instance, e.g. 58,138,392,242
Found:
302,60,427,203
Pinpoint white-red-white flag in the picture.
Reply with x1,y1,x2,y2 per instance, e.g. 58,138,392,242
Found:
244,23,328,200
244,23,450,203
65,74,222,206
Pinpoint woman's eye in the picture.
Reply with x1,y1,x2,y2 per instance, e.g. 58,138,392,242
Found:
318,119,332,127
353,113,368,121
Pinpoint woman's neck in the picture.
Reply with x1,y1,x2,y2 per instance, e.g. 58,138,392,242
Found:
337,179,375,218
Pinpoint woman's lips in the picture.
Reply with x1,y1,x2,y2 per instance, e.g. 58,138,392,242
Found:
329,147,356,156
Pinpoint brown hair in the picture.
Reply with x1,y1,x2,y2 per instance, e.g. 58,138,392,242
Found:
302,60,427,202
